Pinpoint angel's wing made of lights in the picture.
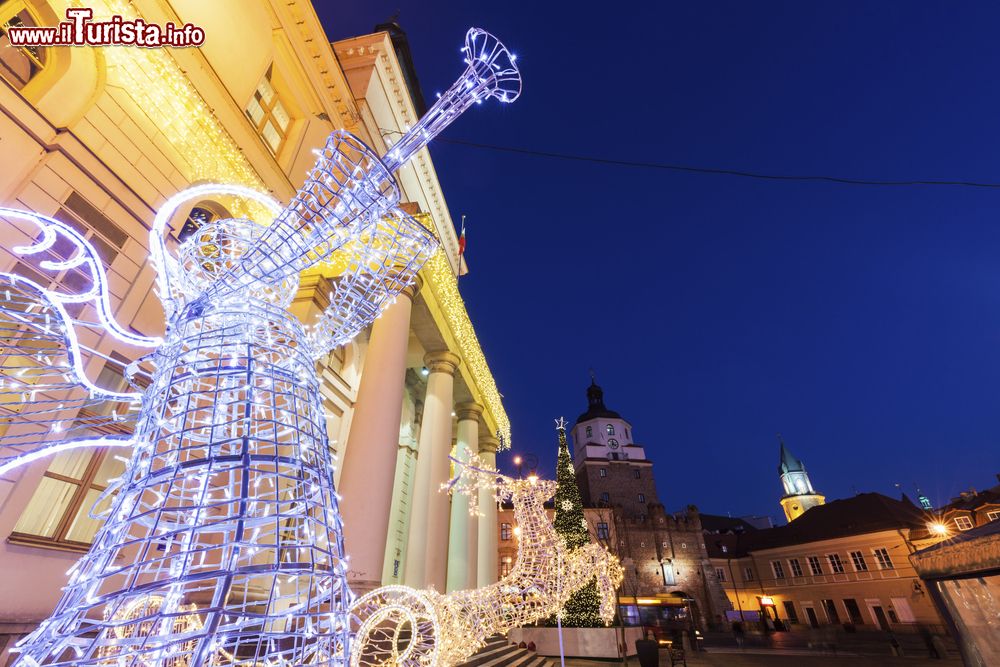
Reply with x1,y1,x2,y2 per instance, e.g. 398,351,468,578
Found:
308,207,438,357
0,207,159,475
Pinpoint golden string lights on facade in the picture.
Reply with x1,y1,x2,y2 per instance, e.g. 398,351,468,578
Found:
350,459,623,667
422,246,511,447
54,0,269,221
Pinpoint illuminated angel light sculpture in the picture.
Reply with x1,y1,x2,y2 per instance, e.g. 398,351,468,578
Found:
0,27,519,667
348,459,624,667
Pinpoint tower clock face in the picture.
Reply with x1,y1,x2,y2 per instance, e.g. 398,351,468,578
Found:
608,438,619,450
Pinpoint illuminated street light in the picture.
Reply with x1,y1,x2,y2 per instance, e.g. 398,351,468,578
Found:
929,522,949,536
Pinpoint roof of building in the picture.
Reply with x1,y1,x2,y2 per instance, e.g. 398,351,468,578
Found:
944,485,1000,512
575,379,623,424
778,439,806,476
699,513,759,535
706,492,926,558
373,19,428,115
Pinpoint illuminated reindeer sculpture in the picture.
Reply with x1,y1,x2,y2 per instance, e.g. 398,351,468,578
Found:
348,458,624,667
0,28,518,667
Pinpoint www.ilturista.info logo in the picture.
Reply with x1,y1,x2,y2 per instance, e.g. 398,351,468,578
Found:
6,7,205,48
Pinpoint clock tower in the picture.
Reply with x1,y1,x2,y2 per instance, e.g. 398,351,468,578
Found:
571,378,658,516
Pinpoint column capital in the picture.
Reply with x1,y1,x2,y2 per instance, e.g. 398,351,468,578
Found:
454,401,484,423
424,350,460,376
399,273,424,300
478,435,500,455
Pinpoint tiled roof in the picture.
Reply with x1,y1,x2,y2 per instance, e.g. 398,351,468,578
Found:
706,493,926,558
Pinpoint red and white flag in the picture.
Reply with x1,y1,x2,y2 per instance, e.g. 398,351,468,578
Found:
458,215,469,276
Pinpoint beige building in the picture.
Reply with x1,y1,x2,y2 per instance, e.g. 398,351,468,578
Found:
708,498,941,631
0,0,505,656
706,444,954,633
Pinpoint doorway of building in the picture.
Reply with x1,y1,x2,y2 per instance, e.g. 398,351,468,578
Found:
871,605,891,631
804,607,819,628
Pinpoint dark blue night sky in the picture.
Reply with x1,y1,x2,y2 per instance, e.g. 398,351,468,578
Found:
320,2,1000,523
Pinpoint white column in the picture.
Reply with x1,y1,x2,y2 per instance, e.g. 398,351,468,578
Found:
404,351,460,591
338,281,419,594
476,436,500,586
446,402,482,591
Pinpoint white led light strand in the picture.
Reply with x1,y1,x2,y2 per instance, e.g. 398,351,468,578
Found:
1,207,162,348
0,26,520,667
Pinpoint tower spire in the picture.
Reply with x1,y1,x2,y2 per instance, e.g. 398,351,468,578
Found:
776,435,825,522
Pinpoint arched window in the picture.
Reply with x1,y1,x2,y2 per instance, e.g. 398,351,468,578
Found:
0,2,47,90
178,201,231,242
606,424,615,436
585,425,592,438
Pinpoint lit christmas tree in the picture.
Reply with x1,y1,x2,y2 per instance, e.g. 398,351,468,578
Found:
551,417,604,627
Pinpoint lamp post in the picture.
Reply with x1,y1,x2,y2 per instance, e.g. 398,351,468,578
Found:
513,455,523,479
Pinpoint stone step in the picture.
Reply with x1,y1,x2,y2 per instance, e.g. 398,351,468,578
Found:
457,635,557,667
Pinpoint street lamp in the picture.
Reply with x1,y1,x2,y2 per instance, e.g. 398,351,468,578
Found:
513,455,523,479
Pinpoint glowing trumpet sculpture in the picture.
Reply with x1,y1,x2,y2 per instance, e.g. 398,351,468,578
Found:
0,27,519,667
348,460,624,667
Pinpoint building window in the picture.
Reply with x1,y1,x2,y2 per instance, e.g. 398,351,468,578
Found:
637,493,646,504
11,447,125,550
177,203,230,243
873,547,894,570
986,510,1000,522
246,65,291,155
783,601,799,624
849,551,869,572
661,562,676,586
600,492,609,504
827,554,845,574
821,599,840,624
596,522,610,540
633,469,640,479
744,566,755,582
0,3,47,90
500,555,513,577
500,522,512,541
789,558,803,577
599,468,607,478
807,555,823,576
586,425,592,437
843,598,864,624
771,560,785,579
606,424,615,436
715,567,726,582
954,516,974,531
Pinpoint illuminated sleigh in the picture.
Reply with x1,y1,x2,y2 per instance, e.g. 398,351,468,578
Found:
348,459,624,667
0,28,518,667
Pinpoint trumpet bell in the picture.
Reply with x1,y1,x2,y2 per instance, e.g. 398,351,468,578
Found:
464,27,522,104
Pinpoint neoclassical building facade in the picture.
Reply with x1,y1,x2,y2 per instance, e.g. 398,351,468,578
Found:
0,0,503,654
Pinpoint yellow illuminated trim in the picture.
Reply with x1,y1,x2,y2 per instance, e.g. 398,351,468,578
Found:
422,248,510,447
